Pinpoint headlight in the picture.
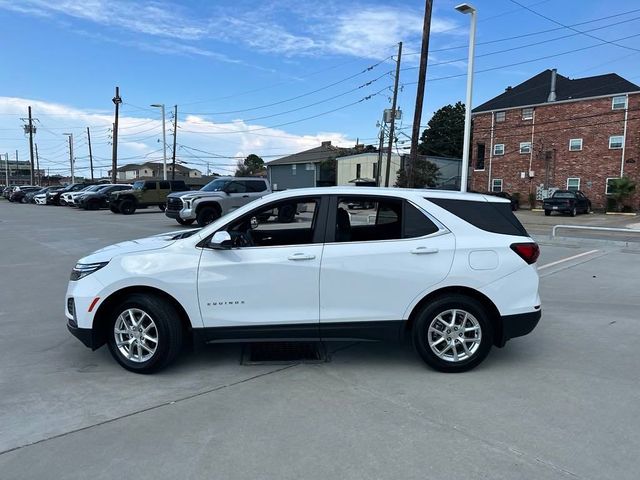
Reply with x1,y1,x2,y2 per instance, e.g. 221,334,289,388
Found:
184,199,192,208
70,262,108,281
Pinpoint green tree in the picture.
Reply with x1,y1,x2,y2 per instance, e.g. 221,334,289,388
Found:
608,176,636,211
396,158,439,188
235,154,265,177
418,101,465,158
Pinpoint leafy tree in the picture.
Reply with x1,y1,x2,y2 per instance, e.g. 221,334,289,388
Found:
396,158,439,188
608,176,636,211
235,154,265,177
418,101,465,158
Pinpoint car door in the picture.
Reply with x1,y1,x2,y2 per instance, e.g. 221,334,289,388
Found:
197,195,327,336
319,195,455,338
222,180,251,212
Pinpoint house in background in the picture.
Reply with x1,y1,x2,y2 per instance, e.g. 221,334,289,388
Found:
470,69,640,209
109,162,202,181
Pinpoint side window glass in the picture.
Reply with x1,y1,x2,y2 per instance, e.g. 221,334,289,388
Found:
225,182,247,194
335,197,402,242
159,181,170,189
246,180,267,192
404,202,439,238
226,198,319,247
144,181,156,189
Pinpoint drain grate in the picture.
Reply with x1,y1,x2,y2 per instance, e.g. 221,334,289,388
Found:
241,342,327,365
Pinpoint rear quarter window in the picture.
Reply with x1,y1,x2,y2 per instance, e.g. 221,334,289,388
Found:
426,197,528,237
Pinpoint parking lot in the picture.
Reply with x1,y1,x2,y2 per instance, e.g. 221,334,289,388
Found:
1,202,639,479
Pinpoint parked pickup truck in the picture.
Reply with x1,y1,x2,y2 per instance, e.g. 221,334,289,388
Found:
110,180,189,214
543,190,591,217
165,177,271,227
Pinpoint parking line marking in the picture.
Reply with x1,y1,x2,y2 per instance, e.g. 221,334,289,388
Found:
538,249,599,270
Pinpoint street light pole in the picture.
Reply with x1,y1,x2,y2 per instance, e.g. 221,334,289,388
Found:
151,104,167,180
63,133,74,184
456,3,477,193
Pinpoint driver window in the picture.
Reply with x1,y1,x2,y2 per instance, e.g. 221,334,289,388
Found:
225,198,320,247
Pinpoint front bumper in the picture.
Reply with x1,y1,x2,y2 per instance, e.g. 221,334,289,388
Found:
67,320,94,349
500,309,541,345
165,207,196,221
165,209,181,220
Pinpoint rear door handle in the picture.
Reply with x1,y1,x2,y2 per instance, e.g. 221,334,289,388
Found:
242,195,250,198
288,253,316,261
410,247,439,255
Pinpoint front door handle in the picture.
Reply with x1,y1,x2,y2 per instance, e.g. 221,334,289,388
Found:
288,253,316,261
410,247,439,255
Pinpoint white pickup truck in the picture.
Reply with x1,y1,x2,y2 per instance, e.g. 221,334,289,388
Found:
165,177,272,227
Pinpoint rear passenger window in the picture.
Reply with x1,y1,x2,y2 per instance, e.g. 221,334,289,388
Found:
159,181,170,189
144,181,156,189
404,202,439,238
245,180,267,192
426,197,528,236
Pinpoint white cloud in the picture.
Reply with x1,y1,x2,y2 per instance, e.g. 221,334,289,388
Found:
0,97,354,177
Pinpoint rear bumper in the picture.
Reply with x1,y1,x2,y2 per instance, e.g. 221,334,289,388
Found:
500,309,541,345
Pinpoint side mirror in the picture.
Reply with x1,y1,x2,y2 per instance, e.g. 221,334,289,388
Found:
210,231,232,249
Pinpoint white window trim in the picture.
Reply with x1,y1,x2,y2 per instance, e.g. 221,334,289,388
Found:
522,108,534,120
519,142,532,154
612,96,627,110
567,177,580,190
605,177,620,195
492,179,503,192
495,111,506,122
493,144,505,156
609,135,624,149
569,138,583,151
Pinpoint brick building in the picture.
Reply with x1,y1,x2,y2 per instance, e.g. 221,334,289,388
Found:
470,69,640,209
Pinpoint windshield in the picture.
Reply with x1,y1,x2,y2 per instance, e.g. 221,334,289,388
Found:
201,179,230,192
553,192,575,199
132,181,145,190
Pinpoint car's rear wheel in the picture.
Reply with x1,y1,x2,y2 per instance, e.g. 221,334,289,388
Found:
119,199,136,215
196,206,220,227
544,210,551,216
570,207,577,217
106,294,183,374
586,203,591,214
177,218,195,226
88,201,100,210
412,295,493,373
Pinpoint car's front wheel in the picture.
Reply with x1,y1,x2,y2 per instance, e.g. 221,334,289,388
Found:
119,199,136,215
570,207,577,217
544,210,551,216
106,294,183,374
196,206,220,227
109,204,120,213
412,295,493,373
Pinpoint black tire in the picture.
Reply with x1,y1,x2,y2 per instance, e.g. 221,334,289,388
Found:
177,218,195,226
88,201,100,211
110,204,120,213
196,206,220,227
119,199,136,215
412,295,493,373
106,293,183,374
570,207,577,217
544,210,551,216
586,203,591,214
159,204,166,212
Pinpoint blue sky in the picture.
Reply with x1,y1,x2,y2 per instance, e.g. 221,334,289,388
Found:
1,0,640,177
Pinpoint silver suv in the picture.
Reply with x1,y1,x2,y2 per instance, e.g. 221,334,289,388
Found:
165,177,271,227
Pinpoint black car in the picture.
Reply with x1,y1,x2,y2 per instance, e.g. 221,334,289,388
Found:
543,190,591,216
47,183,95,205
9,186,40,203
78,184,131,210
486,191,519,211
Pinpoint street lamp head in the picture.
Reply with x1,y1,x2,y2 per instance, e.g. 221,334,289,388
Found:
63,133,72,136
150,104,164,108
455,3,476,14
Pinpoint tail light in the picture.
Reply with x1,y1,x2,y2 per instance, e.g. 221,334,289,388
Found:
510,242,540,265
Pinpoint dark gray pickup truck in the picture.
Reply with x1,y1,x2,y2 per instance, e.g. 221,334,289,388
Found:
543,190,591,216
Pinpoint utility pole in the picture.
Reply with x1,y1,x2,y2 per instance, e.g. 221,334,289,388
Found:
408,0,433,188
384,42,402,187
87,127,94,181
27,106,36,185
4,153,8,187
64,133,74,183
171,105,178,180
111,86,122,184
15,150,19,181
376,112,386,186
35,143,41,185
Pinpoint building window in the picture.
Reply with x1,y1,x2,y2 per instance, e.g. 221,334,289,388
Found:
522,107,534,120
305,163,314,171
291,164,297,175
475,143,485,170
495,111,506,122
519,142,532,154
356,163,361,178
612,96,627,110
569,138,583,151
492,179,503,192
493,144,505,156
606,177,620,195
567,177,580,191
609,135,624,149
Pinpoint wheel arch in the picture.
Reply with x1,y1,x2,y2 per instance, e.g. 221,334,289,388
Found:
195,200,222,215
405,286,504,347
91,286,192,350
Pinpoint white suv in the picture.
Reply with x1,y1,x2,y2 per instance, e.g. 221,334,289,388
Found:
65,187,541,374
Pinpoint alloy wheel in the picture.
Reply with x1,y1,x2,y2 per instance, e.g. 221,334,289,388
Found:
114,308,158,363
427,309,482,363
